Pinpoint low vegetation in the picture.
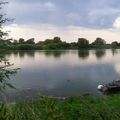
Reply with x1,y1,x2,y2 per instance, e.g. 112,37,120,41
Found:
1,95,120,120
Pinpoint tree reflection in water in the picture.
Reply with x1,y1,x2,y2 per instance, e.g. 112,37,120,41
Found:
111,49,119,56
78,50,89,59
0,52,18,95
95,49,106,59
44,50,67,58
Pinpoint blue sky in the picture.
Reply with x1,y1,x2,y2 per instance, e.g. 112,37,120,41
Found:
4,0,120,42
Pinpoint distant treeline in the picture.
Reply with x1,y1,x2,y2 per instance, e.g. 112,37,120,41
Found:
0,37,120,50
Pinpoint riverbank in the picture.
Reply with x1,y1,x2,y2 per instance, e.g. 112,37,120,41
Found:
1,94,120,120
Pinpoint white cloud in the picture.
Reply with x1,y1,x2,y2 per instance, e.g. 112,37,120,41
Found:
113,16,120,29
4,24,120,43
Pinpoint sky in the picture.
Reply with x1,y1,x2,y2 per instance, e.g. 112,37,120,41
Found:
3,0,120,43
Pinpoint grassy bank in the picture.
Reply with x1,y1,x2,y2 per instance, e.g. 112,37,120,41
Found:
1,95,120,120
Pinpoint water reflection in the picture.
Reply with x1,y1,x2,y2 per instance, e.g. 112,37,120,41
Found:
0,52,17,94
95,49,106,59
19,51,35,58
111,49,119,56
4,51,35,59
44,50,67,58
78,50,89,59
2,49,120,99
10,51,19,58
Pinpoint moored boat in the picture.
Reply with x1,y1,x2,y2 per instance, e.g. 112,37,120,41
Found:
98,80,120,94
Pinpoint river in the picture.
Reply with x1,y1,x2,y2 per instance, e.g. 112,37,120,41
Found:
2,49,120,100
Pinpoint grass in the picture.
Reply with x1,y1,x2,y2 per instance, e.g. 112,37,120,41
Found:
1,95,120,120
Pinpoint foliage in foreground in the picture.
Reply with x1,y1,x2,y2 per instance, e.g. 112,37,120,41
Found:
1,95,120,120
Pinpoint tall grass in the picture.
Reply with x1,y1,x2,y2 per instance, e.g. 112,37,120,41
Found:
0,95,120,120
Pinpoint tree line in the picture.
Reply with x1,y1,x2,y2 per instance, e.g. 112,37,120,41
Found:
0,36,120,50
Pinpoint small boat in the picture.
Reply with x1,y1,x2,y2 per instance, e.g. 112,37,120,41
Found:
98,80,120,94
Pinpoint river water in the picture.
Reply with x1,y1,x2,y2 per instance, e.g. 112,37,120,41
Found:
2,49,120,100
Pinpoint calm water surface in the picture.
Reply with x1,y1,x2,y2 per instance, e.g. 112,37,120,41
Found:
3,49,120,100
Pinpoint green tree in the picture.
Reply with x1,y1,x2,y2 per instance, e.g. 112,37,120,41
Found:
0,39,5,46
0,1,10,40
111,41,119,48
19,38,24,44
44,39,53,44
36,41,44,45
78,38,89,48
13,39,18,45
92,37,106,45
53,36,62,43
0,1,17,91
26,38,35,44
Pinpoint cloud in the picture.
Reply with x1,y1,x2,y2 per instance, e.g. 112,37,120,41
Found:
5,1,57,25
8,24,19,27
4,24,120,43
5,0,120,29
7,1,56,13
67,13,81,24
44,2,56,11
89,8,120,22
89,8,119,18
113,17,120,29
